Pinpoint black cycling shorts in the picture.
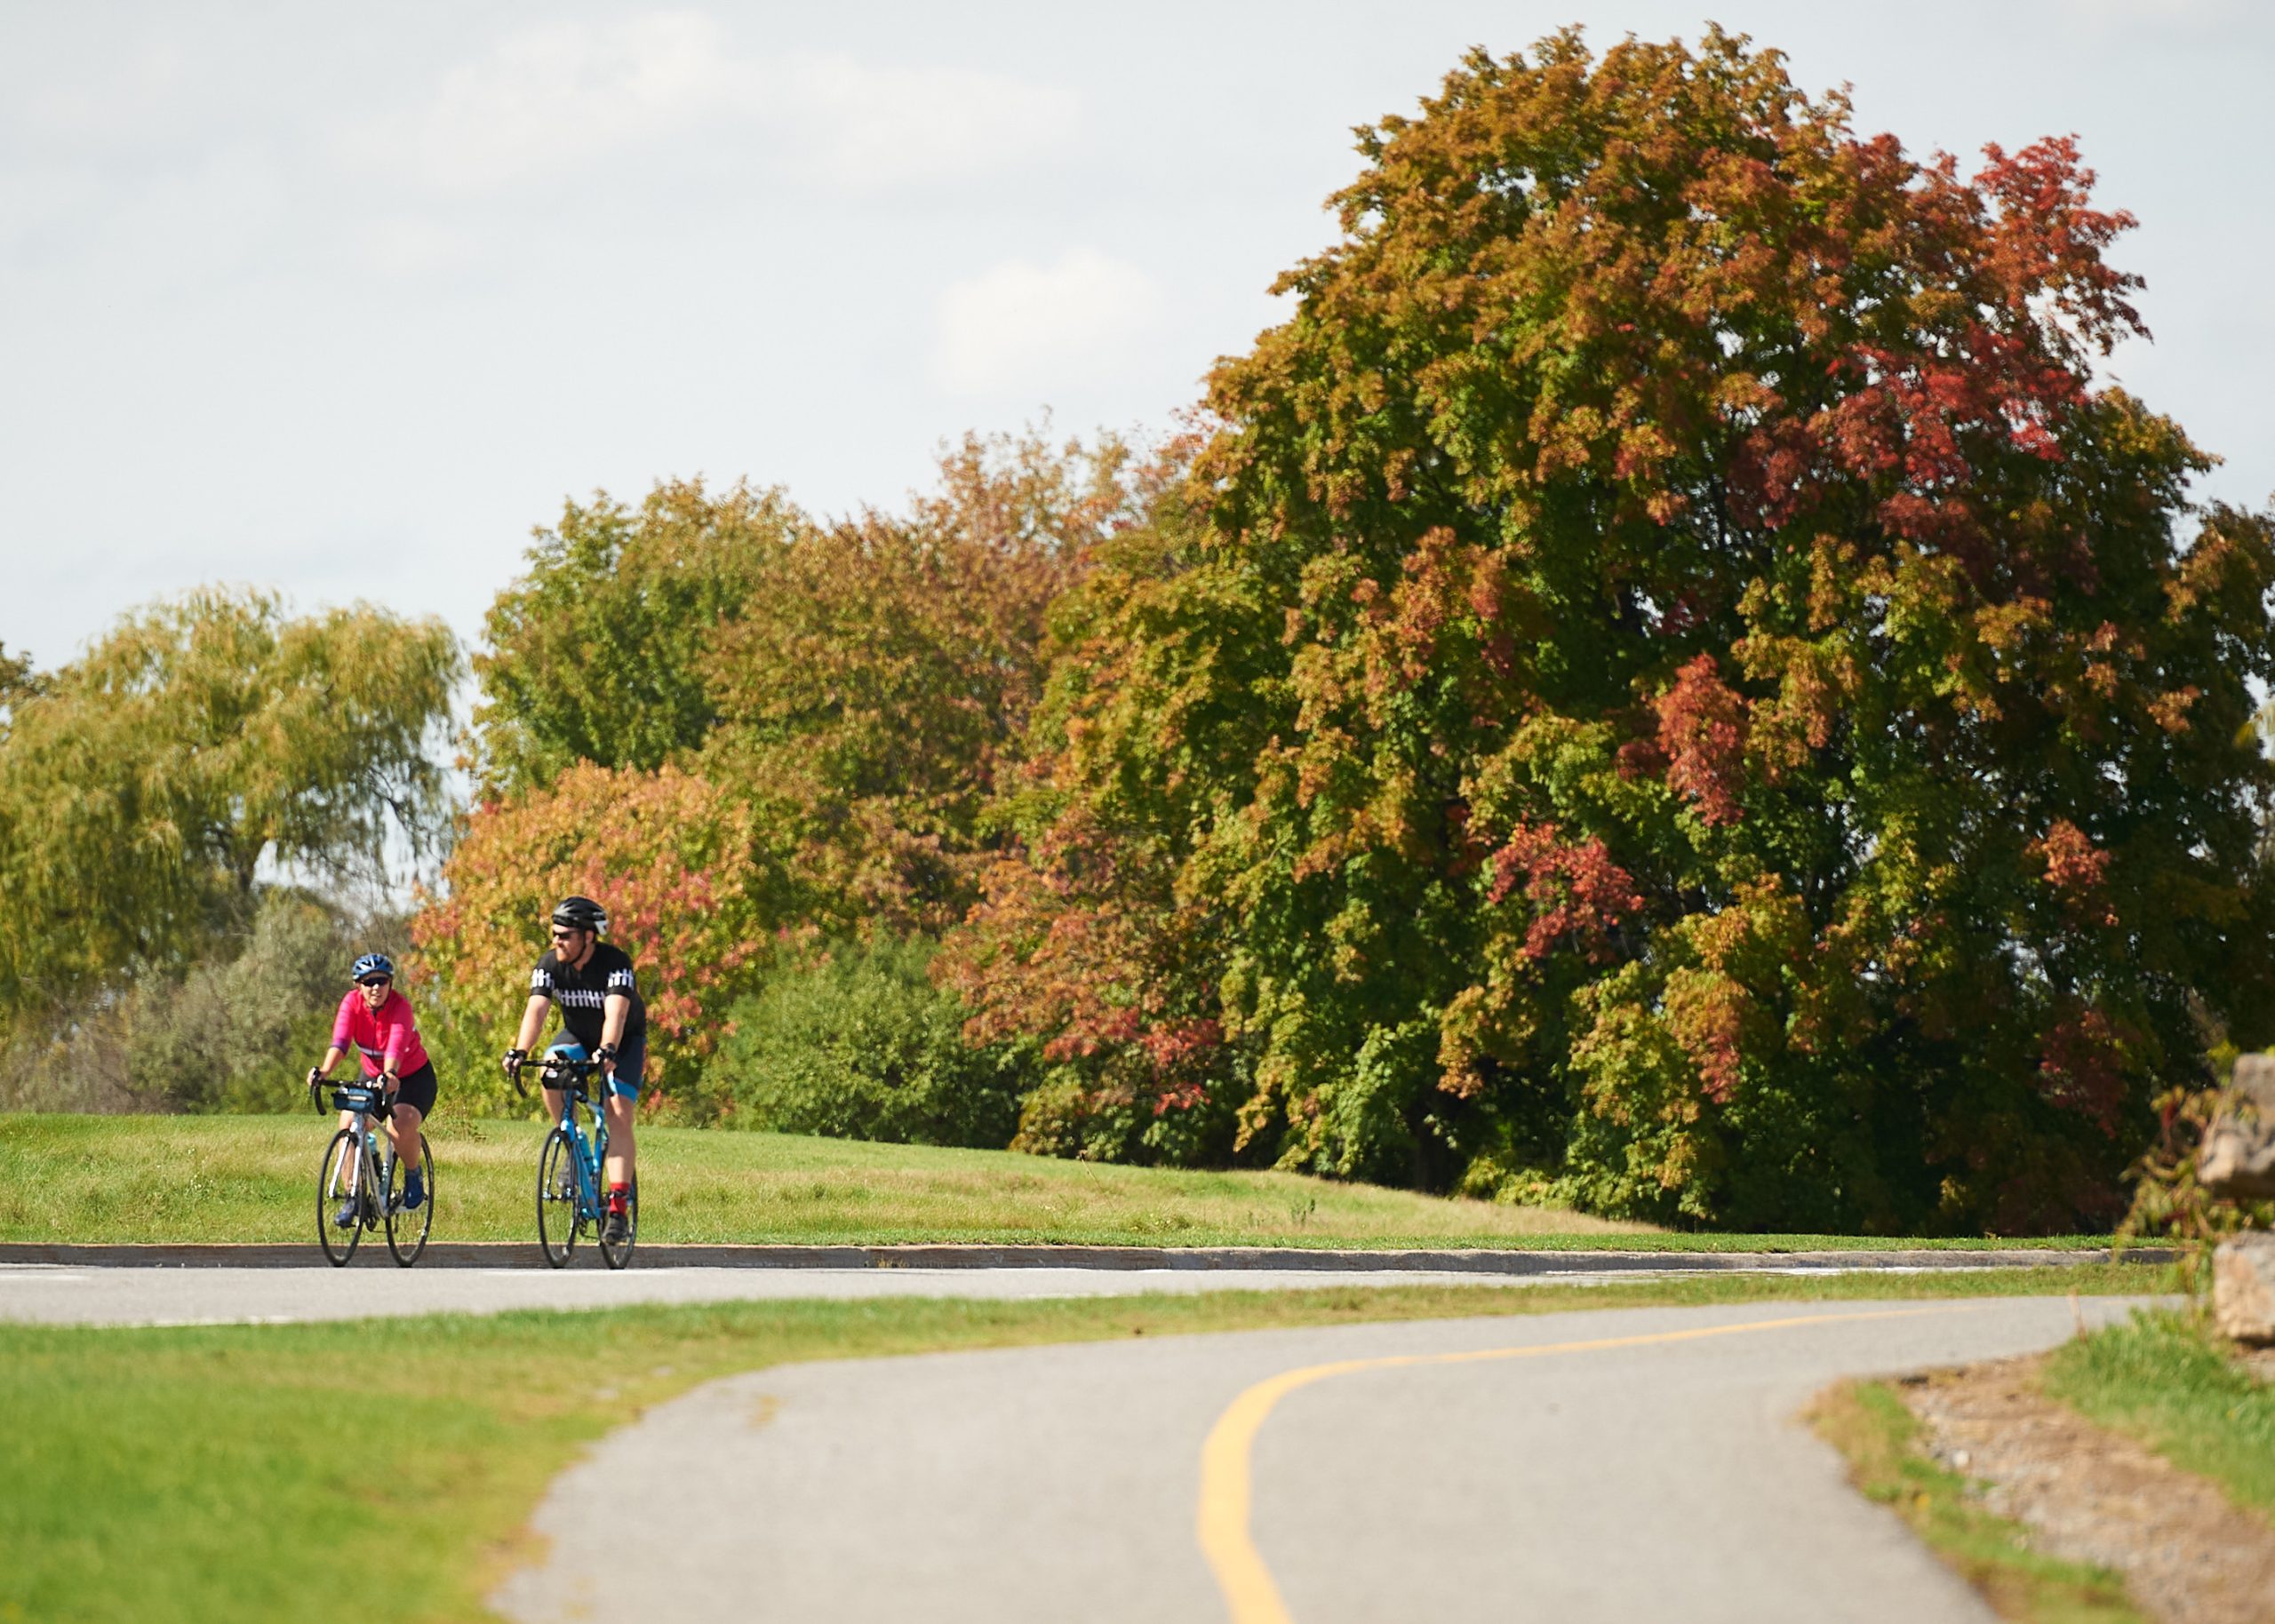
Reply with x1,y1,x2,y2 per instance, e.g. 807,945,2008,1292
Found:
388,1062,438,1118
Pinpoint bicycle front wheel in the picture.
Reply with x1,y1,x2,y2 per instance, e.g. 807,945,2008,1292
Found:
536,1127,579,1268
316,1128,363,1267
386,1132,435,1267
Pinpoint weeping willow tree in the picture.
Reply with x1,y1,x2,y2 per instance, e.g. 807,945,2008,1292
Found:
0,588,460,1023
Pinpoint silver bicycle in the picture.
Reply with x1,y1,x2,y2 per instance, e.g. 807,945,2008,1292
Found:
308,1075,434,1268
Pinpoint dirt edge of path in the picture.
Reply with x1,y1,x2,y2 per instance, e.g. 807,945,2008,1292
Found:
1894,1353,2275,1624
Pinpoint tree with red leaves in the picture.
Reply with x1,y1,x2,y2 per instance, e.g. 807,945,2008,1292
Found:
949,28,2275,1230
419,431,1166,1118
411,763,797,1118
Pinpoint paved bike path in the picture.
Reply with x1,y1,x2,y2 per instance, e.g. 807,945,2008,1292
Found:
0,1246,2131,1326
0,1262,1550,1325
493,1295,2142,1624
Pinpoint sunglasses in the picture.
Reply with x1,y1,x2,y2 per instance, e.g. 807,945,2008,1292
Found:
549,927,582,942
358,976,392,989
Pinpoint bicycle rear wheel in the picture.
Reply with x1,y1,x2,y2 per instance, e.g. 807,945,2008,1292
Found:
316,1129,363,1267
386,1132,435,1267
599,1176,638,1271
536,1127,579,1268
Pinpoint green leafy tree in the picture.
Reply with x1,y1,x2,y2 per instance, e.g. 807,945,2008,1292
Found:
950,28,2275,1232
474,479,809,794
0,590,459,1018
0,641,40,725
697,428,1153,933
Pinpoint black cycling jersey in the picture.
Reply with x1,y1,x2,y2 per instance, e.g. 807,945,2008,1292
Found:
530,942,647,1050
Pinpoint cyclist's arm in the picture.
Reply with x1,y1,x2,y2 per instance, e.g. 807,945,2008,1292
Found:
319,995,356,1081
599,992,631,1057
379,1008,413,1086
511,993,552,1054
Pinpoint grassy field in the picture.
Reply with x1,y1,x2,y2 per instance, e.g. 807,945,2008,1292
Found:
0,1265,2171,1624
0,1112,2121,1250
2043,1310,2275,1518
1810,1380,2141,1622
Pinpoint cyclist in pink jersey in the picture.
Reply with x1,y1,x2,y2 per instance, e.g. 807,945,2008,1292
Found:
307,952,437,1224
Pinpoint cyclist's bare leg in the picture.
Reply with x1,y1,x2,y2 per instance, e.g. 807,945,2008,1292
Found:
604,1093,635,1190
334,1109,362,1190
389,1103,425,1178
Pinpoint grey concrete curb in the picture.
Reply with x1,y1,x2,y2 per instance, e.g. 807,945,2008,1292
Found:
0,1241,2172,1273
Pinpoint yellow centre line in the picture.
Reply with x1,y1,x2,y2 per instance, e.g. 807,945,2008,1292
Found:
1194,1303,1980,1624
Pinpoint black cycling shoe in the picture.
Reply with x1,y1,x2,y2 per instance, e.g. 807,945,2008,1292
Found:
603,1208,631,1246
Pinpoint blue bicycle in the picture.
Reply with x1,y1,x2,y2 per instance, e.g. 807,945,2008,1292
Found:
520,1051,637,1270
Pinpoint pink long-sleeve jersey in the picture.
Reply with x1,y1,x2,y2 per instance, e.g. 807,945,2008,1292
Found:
331,988,430,1079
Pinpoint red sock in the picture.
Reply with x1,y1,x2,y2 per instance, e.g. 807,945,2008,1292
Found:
607,1182,629,1214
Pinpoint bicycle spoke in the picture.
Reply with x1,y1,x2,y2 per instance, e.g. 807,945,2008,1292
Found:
316,1128,363,1268
386,1131,434,1267
536,1126,579,1267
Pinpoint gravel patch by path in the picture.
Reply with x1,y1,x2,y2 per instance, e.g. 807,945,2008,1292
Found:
1901,1356,2275,1624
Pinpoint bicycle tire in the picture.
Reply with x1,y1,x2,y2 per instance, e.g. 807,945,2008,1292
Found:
599,1176,638,1271
536,1127,579,1268
317,1128,363,1267
386,1132,435,1267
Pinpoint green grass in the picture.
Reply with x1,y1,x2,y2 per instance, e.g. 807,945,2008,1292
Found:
1809,1379,2142,1622
2042,1310,2275,1518
0,1265,2171,1624
0,1112,2122,1250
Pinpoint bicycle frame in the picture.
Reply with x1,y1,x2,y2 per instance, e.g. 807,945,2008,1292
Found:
541,1059,611,1223
325,1090,395,1219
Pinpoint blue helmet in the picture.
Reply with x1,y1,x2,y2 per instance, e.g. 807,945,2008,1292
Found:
351,951,396,984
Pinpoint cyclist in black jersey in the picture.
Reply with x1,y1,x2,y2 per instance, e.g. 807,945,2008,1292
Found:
501,896,646,1244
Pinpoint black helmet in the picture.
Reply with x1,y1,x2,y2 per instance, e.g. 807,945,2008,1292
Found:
551,895,608,935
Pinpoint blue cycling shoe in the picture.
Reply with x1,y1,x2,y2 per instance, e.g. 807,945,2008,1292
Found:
401,1171,425,1212
332,1199,359,1230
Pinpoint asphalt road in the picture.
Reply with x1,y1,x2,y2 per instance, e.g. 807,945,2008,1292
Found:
0,1262,1555,1325
492,1295,2143,1624
0,1254,2062,1326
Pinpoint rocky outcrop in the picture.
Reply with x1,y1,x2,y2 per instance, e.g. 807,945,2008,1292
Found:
2198,1055,2275,1201
2211,1233,2275,1346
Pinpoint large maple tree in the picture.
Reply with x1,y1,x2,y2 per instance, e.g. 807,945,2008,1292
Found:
949,28,2275,1230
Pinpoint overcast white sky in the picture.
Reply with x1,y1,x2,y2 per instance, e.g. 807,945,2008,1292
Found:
4,0,2269,668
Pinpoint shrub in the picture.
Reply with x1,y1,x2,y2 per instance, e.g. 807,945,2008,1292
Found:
714,937,1030,1147
1,890,390,1115
1010,1050,1243,1167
